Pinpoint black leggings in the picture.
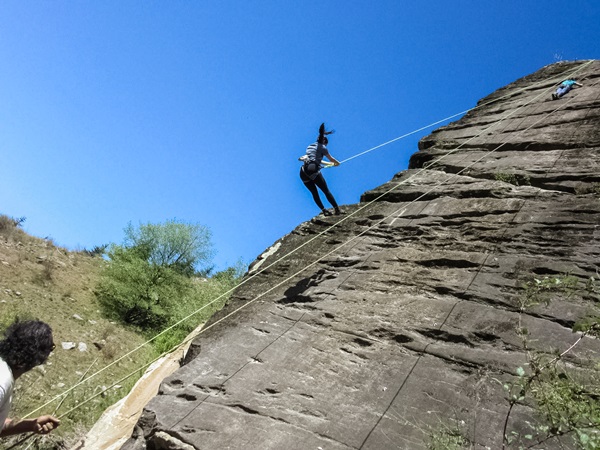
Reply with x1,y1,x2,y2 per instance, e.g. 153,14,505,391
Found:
300,165,338,210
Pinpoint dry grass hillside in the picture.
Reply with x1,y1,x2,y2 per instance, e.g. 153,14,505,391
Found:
0,215,155,449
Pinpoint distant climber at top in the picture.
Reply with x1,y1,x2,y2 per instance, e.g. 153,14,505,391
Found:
299,123,342,216
552,78,583,100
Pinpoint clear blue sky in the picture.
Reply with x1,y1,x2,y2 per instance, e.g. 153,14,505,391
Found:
1,1,598,271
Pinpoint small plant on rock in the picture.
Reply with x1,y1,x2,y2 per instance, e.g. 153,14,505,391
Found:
427,420,469,450
574,183,600,196
494,172,531,186
519,274,578,310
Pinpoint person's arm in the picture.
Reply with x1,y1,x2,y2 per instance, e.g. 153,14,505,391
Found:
575,81,583,87
323,151,340,166
0,415,60,437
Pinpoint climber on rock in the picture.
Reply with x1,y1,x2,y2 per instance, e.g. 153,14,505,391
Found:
552,78,583,100
299,123,343,216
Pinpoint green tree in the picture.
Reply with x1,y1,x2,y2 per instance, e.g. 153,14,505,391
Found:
96,220,216,331
123,219,214,276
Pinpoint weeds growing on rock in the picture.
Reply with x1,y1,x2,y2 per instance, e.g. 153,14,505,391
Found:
427,419,469,450
518,274,578,310
501,331,600,449
494,172,531,187
584,275,600,302
500,272,600,449
574,183,600,196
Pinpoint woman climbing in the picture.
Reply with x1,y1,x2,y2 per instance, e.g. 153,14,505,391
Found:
299,123,342,216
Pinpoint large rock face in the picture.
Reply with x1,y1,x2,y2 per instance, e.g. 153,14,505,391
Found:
125,60,600,449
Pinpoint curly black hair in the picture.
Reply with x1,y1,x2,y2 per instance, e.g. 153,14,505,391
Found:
0,320,54,372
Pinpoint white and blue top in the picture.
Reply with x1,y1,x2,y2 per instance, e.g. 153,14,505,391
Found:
304,142,329,166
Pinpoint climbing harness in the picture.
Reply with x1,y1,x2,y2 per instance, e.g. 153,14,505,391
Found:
300,161,321,181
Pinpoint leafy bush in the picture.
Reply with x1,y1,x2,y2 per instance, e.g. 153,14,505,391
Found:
96,221,245,349
123,220,214,276
96,245,194,330
150,273,242,353
531,367,600,449
152,260,246,352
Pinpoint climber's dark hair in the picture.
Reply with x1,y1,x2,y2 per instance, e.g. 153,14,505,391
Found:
0,320,54,371
317,122,335,144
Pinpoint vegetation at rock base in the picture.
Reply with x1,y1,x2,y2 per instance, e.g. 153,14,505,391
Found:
0,214,244,449
96,220,244,354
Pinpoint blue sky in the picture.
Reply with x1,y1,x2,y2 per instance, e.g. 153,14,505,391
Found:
1,1,598,271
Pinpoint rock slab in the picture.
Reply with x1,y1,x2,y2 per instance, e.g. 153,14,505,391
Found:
125,60,600,449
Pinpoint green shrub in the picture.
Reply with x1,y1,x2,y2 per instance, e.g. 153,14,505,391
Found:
96,246,195,330
531,367,600,449
123,220,214,276
149,266,245,354
96,220,245,351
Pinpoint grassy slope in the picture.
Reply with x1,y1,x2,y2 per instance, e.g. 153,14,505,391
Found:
0,218,155,449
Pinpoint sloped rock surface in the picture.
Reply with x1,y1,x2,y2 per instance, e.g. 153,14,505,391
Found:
125,60,600,449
